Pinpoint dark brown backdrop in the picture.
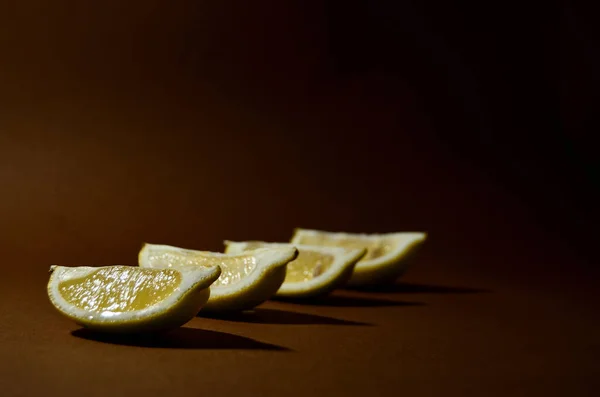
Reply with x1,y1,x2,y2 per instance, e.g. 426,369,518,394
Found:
1,2,597,397
1,0,595,266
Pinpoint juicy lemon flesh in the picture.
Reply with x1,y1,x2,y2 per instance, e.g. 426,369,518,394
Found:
293,236,392,261
285,250,334,283
212,257,257,287
235,243,334,284
58,267,181,313
145,250,256,288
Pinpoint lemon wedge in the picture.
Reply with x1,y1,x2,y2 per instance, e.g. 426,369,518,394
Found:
224,241,365,298
138,244,298,312
290,229,427,286
47,264,221,333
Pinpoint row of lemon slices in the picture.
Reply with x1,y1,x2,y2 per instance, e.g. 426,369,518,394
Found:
48,229,426,333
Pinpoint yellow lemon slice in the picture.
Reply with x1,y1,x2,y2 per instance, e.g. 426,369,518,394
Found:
138,244,298,312
291,229,427,286
224,241,366,298
47,264,221,333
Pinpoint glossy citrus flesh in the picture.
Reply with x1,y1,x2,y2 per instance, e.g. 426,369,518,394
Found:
284,250,335,283
141,250,257,287
234,242,335,284
292,235,392,261
58,267,181,313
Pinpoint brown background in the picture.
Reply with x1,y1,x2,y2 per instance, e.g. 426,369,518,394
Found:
1,2,598,397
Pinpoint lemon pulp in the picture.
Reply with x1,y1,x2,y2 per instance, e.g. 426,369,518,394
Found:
292,235,392,261
234,242,335,284
58,267,181,313
143,250,257,287
285,250,334,283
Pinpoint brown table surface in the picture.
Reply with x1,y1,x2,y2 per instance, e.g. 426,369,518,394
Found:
2,240,598,397
1,95,598,397
2,91,598,396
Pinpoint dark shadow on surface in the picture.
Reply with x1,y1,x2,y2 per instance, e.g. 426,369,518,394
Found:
71,327,290,350
348,282,491,294
277,294,424,308
201,308,371,326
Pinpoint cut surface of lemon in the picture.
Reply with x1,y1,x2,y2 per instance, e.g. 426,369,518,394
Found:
138,244,298,312
224,241,366,298
47,264,221,333
291,229,427,286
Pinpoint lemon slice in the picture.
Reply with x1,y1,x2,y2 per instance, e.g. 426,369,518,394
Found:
224,241,366,298
291,229,427,286
138,244,298,312
47,264,221,333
